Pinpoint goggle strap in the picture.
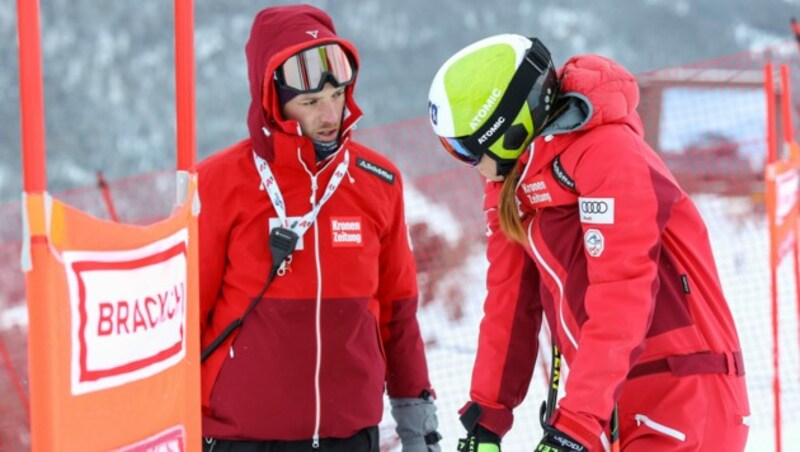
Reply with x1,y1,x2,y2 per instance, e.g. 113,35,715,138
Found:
527,37,552,72
462,48,542,156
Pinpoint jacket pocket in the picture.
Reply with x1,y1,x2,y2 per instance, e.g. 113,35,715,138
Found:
373,314,387,366
634,414,686,442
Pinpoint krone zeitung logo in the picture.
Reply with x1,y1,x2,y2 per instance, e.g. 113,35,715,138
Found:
331,216,363,247
64,229,188,395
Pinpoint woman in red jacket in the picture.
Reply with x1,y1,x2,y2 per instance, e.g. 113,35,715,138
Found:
428,34,749,451
197,5,440,451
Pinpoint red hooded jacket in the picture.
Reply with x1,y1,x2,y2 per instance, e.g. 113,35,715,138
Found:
462,55,748,448
198,5,432,441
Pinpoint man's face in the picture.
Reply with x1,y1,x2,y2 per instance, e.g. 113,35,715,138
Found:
281,83,346,143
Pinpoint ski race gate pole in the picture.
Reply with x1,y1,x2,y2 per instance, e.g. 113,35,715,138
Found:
16,0,201,450
763,61,800,452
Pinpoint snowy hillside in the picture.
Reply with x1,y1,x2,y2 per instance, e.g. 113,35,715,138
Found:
1,0,797,201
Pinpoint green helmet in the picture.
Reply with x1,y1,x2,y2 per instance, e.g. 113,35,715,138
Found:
428,34,560,169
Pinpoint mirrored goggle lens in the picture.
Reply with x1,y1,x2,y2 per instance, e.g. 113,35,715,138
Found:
439,136,480,166
279,44,355,93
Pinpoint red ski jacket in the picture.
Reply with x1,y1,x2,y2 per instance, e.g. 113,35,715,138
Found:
198,5,432,441
462,55,747,447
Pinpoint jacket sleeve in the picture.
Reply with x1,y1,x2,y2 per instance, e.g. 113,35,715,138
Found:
460,180,543,438
552,129,679,447
379,173,433,398
197,168,229,334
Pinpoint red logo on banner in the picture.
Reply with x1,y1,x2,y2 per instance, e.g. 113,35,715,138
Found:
64,230,189,395
766,161,800,267
117,425,186,452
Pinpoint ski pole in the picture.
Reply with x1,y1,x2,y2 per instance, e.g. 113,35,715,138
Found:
546,342,622,450
545,342,560,422
610,404,620,452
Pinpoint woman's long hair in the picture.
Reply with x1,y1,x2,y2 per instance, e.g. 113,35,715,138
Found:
498,162,527,244
497,97,568,244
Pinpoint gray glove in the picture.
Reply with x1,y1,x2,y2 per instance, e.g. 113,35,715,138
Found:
390,393,442,452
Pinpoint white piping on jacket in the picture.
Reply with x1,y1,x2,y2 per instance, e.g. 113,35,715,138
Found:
599,432,611,452
516,143,535,189
297,148,324,449
635,414,687,442
312,191,323,449
514,143,535,216
526,220,579,350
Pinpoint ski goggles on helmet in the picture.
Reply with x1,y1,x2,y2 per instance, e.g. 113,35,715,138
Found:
440,38,558,168
438,136,483,166
275,43,357,94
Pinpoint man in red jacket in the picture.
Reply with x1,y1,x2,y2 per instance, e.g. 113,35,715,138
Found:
197,5,440,451
428,35,750,451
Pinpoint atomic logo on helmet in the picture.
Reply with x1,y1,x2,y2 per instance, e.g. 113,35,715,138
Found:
427,34,560,170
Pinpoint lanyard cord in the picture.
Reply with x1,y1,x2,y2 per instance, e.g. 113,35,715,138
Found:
200,149,350,362
201,227,297,362
253,149,350,236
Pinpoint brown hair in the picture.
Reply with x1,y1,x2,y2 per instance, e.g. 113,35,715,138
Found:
498,163,527,244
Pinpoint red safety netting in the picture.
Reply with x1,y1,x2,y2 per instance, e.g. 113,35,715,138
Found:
3,42,800,451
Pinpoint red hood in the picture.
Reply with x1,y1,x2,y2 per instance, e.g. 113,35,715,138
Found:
245,5,363,162
557,54,642,133
519,54,643,168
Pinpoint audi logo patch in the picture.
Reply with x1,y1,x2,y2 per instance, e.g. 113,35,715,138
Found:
578,197,615,224
581,201,608,213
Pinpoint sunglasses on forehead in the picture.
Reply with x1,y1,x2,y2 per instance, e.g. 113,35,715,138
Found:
274,43,357,94
440,38,556,167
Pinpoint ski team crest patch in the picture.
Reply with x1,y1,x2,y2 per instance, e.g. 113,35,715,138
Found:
331,217,363,247
584,228,604,257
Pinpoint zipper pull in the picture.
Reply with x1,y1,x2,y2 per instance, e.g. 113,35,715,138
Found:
312,434,320,449
310,176,318,205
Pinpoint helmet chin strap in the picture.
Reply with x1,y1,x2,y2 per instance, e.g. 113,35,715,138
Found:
485,146,521,177
496,159,517,177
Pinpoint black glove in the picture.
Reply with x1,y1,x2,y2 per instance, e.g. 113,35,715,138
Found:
457,403,501,452
457,424,501,452
535,401,587,452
